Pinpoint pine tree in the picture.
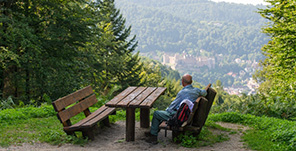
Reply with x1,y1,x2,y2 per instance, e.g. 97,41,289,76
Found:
94,0,142,91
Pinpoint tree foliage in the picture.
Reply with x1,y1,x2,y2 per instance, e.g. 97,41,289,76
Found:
0,0,141,103
254,0,296,118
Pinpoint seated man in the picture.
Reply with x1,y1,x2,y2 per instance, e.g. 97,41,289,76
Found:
145,74,207,144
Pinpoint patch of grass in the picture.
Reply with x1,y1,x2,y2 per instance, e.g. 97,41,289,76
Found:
173,121,230,148
205,119,231,131
0,116,88,147
229,131,238,135
196,127,229,147
0,103,137,147
209,112,296,151
242,129,287,151
0,105,118,147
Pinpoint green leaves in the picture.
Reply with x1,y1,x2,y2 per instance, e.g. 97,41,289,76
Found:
255,1,296,111
0,0,143,103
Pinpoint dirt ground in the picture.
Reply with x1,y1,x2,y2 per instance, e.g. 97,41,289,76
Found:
2,121,253,151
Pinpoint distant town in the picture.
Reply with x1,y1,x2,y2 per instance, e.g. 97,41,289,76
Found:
160,52,260,96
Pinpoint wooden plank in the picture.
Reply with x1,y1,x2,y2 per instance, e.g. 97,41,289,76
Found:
116,87,146,107
205,87,216,115
129,87,156,107
65,105,110,130
192,97,208,128
105,87,137,107
53,86,93,111
139,87,166,108
58,94,97,123
81,107,116,128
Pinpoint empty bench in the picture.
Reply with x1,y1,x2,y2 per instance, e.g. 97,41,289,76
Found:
52,86,116,140
159,83,216,140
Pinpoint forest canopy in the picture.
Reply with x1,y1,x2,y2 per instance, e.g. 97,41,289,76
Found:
0,0,143,103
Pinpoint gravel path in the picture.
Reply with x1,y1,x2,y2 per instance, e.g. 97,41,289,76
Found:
1,121,252,151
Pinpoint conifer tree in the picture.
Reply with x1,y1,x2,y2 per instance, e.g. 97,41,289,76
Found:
94,0,142,91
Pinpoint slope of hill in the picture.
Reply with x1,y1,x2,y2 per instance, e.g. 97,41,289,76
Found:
115,0,269,94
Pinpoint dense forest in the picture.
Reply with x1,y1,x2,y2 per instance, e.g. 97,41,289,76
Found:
0,0,180,104
1,0,296,150
115,0,269,88
1,0,295,120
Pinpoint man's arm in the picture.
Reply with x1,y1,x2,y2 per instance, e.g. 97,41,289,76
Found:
200,89,207,96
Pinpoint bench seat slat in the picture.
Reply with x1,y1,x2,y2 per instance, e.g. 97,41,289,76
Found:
53,86,93,111
81,107,116,128
70,105,109,128
58,94,97,123
64,105,115,131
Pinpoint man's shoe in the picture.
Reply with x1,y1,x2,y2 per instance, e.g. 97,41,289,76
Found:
145,135,158,144
144,131,153,137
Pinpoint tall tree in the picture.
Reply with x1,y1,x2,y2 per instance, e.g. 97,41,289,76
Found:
93,0,142,92
256,0,296,118
0,0,95,102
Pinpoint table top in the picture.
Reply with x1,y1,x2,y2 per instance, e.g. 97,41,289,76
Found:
105,86,166,108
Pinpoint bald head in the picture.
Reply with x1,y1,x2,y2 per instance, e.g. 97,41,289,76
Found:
182,74,192,86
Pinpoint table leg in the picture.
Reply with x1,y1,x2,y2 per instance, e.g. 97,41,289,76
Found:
140,108,150,128
126,107,135,141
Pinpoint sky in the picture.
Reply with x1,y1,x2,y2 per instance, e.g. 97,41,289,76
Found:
210,0,268,5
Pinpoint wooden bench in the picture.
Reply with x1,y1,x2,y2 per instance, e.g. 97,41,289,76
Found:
52,86,116,140
159,84,216,140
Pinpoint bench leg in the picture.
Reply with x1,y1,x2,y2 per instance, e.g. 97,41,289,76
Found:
140,108,150,128
65,130,76,137
82,128,95,141
102,116,111,127
126,107,135,141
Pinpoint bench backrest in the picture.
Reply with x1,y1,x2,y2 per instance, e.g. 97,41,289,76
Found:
52,86,97,126
190,84,216,130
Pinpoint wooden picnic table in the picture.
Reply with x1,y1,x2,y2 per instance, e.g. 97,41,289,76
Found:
105,86,166,141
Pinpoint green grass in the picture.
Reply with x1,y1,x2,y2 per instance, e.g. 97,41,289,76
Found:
209,112,296,151
194,120,230,148
0,105,89,147
3,105,294,150
172,120,231,148
0,105,143,147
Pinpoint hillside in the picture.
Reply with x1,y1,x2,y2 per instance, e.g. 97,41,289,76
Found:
115,0,269,94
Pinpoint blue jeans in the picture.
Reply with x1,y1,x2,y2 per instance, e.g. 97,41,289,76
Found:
150,110,176,136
